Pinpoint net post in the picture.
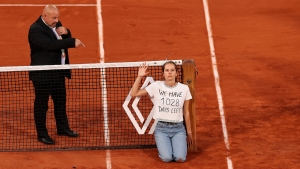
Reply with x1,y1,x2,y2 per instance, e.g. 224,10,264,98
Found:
182,59,198,152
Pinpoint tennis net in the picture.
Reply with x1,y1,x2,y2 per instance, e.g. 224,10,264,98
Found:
0,60,187,151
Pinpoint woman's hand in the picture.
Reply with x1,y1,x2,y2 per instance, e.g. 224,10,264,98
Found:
138,62,149,77
187,133,193,148
130,62,149,97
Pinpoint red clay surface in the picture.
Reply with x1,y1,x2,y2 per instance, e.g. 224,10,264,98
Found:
0,0,300,168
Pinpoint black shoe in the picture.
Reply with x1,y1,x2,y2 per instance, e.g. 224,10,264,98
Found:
57,130,79,137
38,137,55,145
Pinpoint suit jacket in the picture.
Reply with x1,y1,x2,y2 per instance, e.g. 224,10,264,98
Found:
28,16,76,81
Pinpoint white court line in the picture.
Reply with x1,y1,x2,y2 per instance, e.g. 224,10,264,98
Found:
97,0,105,63
202,0,233,169
0,2,110,168
96,1,111,169
0,4,96,6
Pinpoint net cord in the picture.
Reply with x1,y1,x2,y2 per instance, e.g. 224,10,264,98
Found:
0,60,183,72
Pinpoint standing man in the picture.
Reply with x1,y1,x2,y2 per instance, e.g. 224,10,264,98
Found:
28,5,85,145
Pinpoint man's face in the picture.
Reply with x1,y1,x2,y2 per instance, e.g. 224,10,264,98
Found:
43,10,60,28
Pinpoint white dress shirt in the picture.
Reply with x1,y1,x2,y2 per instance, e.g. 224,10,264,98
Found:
51,28,66,65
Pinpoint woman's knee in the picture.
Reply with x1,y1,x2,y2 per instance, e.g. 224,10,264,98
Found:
159,155,173,162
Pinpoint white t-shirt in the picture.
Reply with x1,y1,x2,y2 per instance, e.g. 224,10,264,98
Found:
145,81,192,123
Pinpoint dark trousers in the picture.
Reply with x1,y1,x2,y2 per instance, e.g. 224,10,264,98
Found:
32,76,70,138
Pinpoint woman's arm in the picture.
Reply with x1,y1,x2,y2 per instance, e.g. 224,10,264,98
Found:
130,63,149,97
183,100,193,148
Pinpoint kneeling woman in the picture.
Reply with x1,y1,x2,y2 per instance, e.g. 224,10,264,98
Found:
130,61,193,162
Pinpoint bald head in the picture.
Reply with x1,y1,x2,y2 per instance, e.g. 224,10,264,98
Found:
42,5,60,28
43,5,58,15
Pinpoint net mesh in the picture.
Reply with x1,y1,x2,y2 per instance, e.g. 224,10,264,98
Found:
0,60,183,151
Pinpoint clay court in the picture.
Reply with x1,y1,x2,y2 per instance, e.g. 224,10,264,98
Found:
1,0,300,168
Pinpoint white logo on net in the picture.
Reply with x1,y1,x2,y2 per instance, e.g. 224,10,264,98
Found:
122,77,158,134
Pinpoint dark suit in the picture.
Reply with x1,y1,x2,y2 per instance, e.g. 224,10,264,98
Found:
28,16,75,138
